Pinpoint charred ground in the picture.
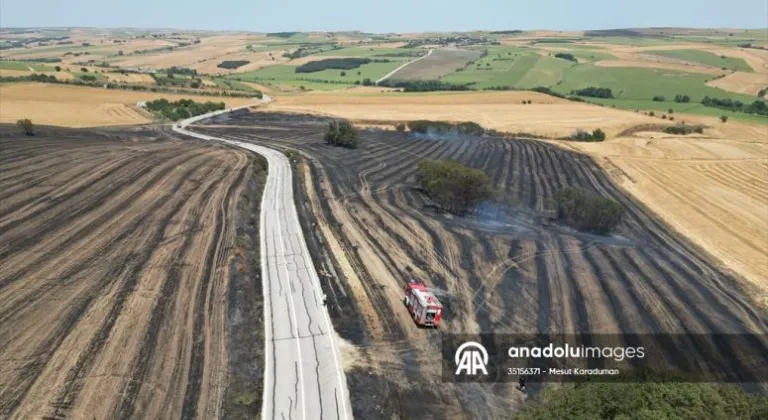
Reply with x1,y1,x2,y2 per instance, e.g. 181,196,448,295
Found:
195,112,768,419
0,124,266,419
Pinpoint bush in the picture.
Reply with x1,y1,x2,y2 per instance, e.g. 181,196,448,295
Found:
340,71,346,76
565,128,606,142
664,125,704,135
324,120,360,149
54,65,61,72
16,119,34,136
570,87,613,98
296,58,379,73
80,67,88,72
721,115,728,123
361,78,373,86
551,187,624,234
217,60,250,70
674,94,691,103
395,123,406,132
668,108,674,114
418,159,494,215
79,74,97,82
652,95,665,102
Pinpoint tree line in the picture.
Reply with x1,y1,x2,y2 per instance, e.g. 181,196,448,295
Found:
144,98,225,121
378,79,470,92
407,120,485,136
418,159,495,215
701,96,768,116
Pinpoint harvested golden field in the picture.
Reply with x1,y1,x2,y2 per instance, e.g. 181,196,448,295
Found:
0,125,266,419
706,71,768,95
103,72,156,84
595,59,722,75
560,128,768,306
110,34,278,72
0,83,253,127
266,91,660,137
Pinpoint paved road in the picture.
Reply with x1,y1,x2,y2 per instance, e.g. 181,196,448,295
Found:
173,100,352,420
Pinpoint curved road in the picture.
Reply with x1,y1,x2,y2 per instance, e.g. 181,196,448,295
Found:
173,100,352,420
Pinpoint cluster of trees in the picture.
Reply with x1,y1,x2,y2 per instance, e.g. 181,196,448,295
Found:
570,87,614,98
550,187,624,234
166,66,198,76
79,74,97,82
554,52,577,62
664,124,704,135
702,96,768,116
217,60,250,70
565,128,606,142
674,94,691,103
418,159,495,215
652,95,665,102
144,98,225,121
295,58,386,73
378,79,470,92
407,120,485,136
324,120,360,149
516,380,768,419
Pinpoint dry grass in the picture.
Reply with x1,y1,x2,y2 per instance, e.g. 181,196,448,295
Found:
103,72,156,84
0,83,253,127
706,71,768,96
266,90,660,137
560,125,768,303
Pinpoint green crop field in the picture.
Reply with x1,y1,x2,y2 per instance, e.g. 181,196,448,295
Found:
553,65,756,102
229,59,406,88
645,49,754,72
0,61,56,71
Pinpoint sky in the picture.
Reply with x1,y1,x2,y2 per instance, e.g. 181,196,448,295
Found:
1,0,766,32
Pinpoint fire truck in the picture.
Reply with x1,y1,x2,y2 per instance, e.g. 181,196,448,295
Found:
403,279,443,327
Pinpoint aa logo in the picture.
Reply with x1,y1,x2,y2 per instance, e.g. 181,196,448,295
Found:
455,341,488,375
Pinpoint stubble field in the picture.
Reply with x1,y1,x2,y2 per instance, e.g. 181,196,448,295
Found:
195,111,768,419
0,83,254,127
0,124,265,419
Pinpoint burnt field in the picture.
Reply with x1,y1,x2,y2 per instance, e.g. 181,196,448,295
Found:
0,125,266,419
196,112,768,419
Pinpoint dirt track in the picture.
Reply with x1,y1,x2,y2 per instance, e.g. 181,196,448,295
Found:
197,112,768,419
0,125,264,419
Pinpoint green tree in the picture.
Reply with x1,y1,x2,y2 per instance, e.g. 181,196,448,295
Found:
324,120,360,149
721,115,729,123
54,65,61,72
418,159,495,215
16,119,34,136
516,381,768,420
551,187,624,234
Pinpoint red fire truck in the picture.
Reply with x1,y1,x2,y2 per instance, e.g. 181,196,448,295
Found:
403,279,443,327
